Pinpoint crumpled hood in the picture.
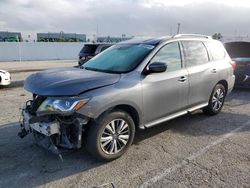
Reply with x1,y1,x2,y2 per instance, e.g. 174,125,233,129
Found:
24,67,120,96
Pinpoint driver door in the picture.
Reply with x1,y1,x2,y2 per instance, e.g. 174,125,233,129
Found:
141,42,189,125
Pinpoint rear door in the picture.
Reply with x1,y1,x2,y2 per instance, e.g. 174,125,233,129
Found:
181,40,218,107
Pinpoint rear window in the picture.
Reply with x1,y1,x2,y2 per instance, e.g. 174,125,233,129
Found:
80,45,98,54
205,41,225,61
233,57,250,62
181,41,209,67
100,45,111,52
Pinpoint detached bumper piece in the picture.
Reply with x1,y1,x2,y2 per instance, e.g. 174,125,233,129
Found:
18,106,88,161
31,121,60,136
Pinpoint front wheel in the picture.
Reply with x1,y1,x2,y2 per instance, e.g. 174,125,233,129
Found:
86,110,135,161
203,84,226,115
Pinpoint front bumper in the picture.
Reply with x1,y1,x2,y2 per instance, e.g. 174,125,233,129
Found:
0,76,11,86
18,103,89,158
19,108,60,137
18,108,63,158
235,73,250,88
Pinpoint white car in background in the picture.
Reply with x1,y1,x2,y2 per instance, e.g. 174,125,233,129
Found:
0,70,11,86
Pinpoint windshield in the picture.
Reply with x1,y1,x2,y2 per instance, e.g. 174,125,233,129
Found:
82,44,155,73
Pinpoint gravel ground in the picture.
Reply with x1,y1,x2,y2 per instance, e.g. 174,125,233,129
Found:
0,60,77,88
0,62,249,188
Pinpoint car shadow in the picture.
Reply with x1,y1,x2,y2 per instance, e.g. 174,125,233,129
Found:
1,111,249,187
135,89,250,142
0,90,249,187
0,123,105,187
225,88,250,107
0,80,24,90
135,111,250,144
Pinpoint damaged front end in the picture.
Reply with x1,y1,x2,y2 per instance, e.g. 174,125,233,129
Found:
18,94,90,160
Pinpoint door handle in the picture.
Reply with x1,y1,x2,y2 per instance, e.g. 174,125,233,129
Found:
211,68,217,73
178,76,187,82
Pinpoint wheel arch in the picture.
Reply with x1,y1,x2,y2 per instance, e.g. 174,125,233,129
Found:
217,80,228,95
97,104,142,130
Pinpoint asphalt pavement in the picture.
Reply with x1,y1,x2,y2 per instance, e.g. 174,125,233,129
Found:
0,61,249,188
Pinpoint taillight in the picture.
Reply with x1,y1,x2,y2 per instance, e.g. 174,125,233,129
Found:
229,60,236,70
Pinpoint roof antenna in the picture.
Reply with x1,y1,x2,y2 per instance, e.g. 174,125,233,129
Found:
177,23,181,34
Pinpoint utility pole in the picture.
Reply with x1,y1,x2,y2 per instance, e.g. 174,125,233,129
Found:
177,23,181,34
17,35,21,63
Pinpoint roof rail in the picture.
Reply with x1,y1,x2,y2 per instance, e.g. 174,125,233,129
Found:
173,34,212,39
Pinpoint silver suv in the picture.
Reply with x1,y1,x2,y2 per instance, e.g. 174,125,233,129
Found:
18,34,235,161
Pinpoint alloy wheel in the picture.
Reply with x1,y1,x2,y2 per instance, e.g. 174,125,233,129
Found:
100,119,130,155
212,88,224,111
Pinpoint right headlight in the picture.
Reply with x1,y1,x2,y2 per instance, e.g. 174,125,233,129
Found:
36,97,89,115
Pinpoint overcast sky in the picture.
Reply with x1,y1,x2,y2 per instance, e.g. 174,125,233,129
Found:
0,0,250,38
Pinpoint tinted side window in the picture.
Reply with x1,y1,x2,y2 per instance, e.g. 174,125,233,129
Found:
150,42,182,72
181,41,209,67
204,41,225,61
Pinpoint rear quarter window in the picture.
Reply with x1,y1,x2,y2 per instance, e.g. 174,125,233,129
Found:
204,41,226,61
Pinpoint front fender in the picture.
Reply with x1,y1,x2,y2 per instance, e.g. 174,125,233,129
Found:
77,82,143,128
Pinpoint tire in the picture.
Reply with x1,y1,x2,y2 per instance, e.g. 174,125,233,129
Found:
86,110,135,161
203,84,226,115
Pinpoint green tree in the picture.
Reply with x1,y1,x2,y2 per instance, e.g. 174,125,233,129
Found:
212,33,223,40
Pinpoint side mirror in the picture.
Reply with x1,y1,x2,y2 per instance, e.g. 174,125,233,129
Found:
146,62,167,74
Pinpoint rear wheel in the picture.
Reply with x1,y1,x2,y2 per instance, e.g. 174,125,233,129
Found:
203,84,226,115
86,110,135,161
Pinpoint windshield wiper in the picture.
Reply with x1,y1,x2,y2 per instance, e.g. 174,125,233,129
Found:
84,67,120,74
84,67,97,71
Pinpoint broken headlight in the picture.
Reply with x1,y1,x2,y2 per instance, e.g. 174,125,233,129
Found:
36,98,89,115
